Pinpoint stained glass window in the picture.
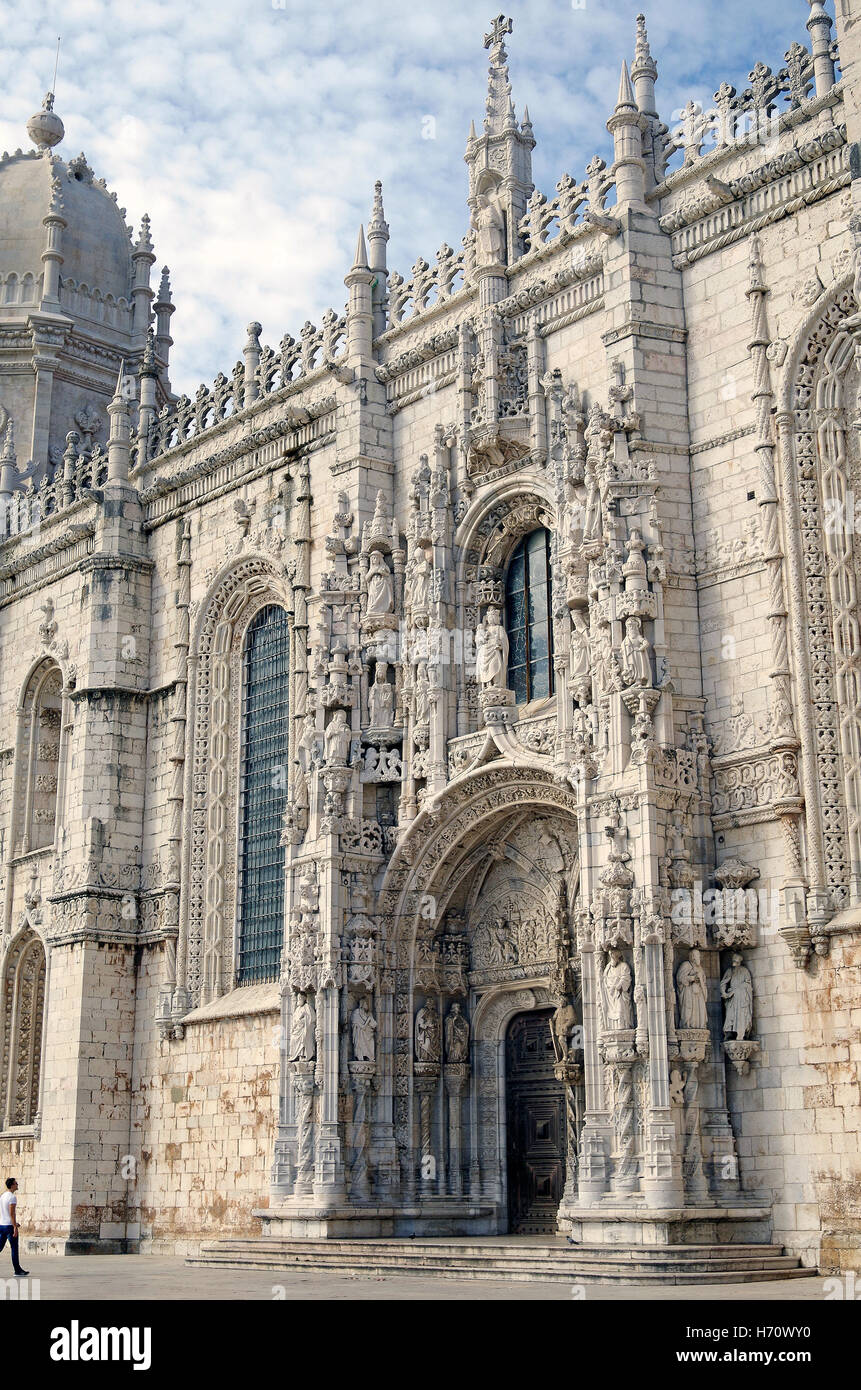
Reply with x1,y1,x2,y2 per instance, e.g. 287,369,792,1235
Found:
237,605,290,985
505,528,554,704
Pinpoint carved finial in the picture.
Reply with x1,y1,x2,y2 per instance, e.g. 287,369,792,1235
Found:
244,321,262,352
27,92,64,151
140,326,157,377
632,13,657,82
134,213,154,256
1,419,16,464
482,15,515,135
368,181,389,242
748,235,766,293
156,265,172,304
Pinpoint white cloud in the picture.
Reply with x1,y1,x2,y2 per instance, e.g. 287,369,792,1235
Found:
0,0,819,393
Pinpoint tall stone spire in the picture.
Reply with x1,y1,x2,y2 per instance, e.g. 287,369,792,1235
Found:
631,13,658,115
465,16,535,264
483,14,514,134
607,60,647,211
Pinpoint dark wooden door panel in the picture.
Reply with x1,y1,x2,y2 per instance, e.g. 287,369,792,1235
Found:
506,1010,566,1234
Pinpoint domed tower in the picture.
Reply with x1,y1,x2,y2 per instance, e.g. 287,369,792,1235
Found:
0,92,174,476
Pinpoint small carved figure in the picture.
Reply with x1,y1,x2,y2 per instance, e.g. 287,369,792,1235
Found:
414,1003,441,1063
366,549,394,616
445,1002,470,1062
297,712,320,771
351,996,378,1062
369,662,394,727
619,615,652,688
475,606,509,686
720,952,754,1041
603,948,634,1030
569,609,592,697
324,709,352,765
288,991,316,1062
408,550,432,611
471,190,506,266
676,948,708,1031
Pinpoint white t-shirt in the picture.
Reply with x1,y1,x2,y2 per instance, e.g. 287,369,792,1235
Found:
0,1191,16,1224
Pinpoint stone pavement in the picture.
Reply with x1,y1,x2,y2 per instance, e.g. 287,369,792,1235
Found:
2,1255,832,1301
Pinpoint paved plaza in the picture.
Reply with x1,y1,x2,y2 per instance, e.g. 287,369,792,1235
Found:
1,1255,832,1302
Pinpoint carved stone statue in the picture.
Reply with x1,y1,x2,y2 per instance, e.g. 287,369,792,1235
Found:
414,1003,441,1063
603,948,634,1030
619,615,652,688
324,709,352,765
444,1002,470,1062
351,996,378,1062
720,952,754,1040
296,865,318,917
415,661,430,725
369,661,394,727
476,606,509,686
288,990,316,1062
366,549,393,616
569,609,592,701
408,550,432,612
471,190,506,266
677,948,708,1031
297,712,319,772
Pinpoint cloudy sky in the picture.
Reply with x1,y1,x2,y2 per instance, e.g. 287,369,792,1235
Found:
0,0,819,394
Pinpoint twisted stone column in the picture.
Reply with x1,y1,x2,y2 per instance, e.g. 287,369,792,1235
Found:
293,1061,316,1197
444,1063,469,1197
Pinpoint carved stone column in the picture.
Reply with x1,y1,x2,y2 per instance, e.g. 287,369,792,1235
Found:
677,1030,709,1203
292,1061,316,1198
414,1063,439,1193
348,1060,375,1202
603,1032,638,1196
444,1062,469,1197
554,1058,582,1213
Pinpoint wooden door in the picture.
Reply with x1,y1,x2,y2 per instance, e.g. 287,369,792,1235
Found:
505,1010,565,1234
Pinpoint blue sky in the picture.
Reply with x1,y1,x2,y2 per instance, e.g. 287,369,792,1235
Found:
0,0,822,394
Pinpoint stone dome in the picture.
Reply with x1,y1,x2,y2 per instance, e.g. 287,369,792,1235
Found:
0,104,134,306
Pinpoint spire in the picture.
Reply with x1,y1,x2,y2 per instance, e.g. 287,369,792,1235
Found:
352,223,369,271
615,59,636,113
483,14,514,134
112,360,127,405
140,326,157,377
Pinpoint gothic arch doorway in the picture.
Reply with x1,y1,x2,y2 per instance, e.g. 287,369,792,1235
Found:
505,1009,566,1234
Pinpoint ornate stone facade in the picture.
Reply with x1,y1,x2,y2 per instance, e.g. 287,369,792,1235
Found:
0,5,859,1272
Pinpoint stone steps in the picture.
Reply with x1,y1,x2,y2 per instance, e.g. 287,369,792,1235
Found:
190,1238,812,1285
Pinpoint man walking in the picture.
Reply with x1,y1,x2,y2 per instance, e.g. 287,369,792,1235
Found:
0,1178,29,1277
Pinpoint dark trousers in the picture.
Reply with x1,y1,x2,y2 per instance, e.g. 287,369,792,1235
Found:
0,1224,23,1273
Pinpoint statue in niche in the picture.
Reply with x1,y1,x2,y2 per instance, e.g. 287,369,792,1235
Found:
415,661,430,725
351,996,378,1062
603,948,634,1030
569,609,592,699
471,190,506,266
369,661,394,727
296,865,318,917
324,709,352,765
414,1003,441,1063
366,549,394,616
297,712,320,771
475,606,509,686
720,952,754,1041
619,615,652,688
288,991,316,1062
445,1002,470,1062
582,462,602,544
676,948,708,1031
408,550,432,612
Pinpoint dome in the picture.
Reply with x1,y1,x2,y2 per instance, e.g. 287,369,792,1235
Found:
0,102,134,307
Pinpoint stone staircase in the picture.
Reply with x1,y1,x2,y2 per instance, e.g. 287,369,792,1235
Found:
189,1236,812,1285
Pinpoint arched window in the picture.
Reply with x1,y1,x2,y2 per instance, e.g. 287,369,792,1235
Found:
17,661,64,855
0,932,46,1131
236,605,290,985
505,528,554,704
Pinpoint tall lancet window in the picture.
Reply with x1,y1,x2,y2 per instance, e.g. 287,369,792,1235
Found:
17,660,64,854
237,605,290,985
505,528,554,705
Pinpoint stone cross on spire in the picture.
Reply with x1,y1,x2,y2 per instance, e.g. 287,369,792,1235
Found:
483,15,515,134
484,14,512,52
